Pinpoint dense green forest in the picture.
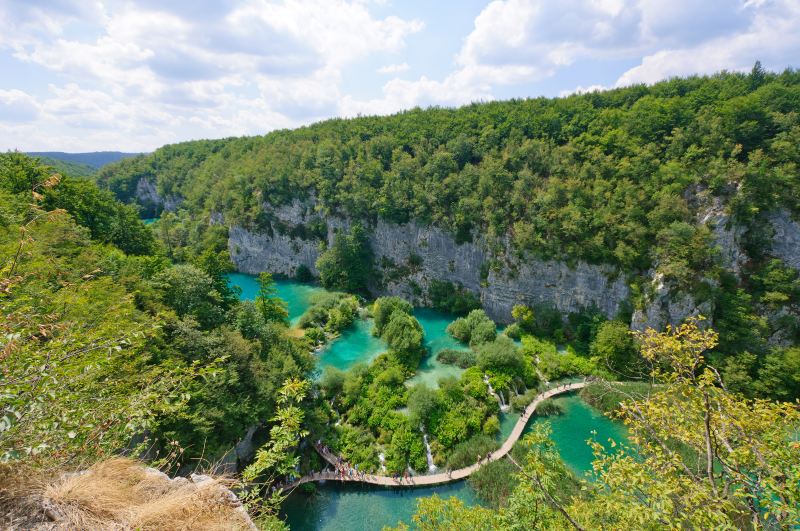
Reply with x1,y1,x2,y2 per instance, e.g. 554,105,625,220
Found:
100,65,799,271
0,152,314,475
98,66,800,400
26,155,98,178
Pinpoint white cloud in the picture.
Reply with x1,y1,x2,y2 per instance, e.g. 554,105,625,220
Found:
0,89,41,122
616,0,800,86
2,0,800,151
377,62,410,74
359,0,799,114
1,0,423,150
227,0,423,67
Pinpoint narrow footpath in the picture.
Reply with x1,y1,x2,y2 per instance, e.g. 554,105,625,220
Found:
280,381,587,490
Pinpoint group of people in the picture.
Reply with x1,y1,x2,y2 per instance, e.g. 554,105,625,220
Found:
390,469,413,484
314,440,368,482
275,385,586,494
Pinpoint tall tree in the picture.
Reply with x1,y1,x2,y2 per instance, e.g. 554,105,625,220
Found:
256,272,289,324
316,223,373,294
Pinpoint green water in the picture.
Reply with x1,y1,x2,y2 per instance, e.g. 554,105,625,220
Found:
281,480,480,531
317,319,386,373
529,393,628,475
310,306,469,378
227,272,326,325
142,217,159,225
498,410,521,441
406,308,469,388
227,273,468,380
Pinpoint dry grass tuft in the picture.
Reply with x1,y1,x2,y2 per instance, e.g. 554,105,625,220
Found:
3,458,255,530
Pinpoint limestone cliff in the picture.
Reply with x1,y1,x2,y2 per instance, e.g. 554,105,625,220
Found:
227,198,798,331
228,200,630,323
134,177,182,212
769,209,800,272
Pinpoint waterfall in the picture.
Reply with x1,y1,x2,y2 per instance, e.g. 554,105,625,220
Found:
422,433,437,473
378,452,387,472
484,374,510,412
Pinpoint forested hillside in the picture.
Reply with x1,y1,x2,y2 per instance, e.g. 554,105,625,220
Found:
28,151,140,170
99,66,800,400
101,66,799,268
0,153,313,526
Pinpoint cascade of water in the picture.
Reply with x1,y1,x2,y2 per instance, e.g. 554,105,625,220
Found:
422,433,437,473
483,374,511,412
378,452,387,472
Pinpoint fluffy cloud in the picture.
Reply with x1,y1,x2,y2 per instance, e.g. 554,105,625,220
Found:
349,0,799,116
1,0,422,150
0,89,41,122
1,0,799,151
559,85,608,97
617,0,800,86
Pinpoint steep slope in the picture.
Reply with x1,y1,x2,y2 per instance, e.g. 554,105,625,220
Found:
99,68,800,366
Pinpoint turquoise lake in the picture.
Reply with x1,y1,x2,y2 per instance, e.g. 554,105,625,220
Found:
227,272,327,326
226,274,628,530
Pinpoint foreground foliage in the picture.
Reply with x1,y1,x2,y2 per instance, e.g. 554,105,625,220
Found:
395,320,800,529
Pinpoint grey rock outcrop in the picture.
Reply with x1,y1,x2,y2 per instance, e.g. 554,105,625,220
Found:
631,273,712,332
228,200,631,323
229,225,320,278
769,209,800,272
135,177,182,212
701,198,747,276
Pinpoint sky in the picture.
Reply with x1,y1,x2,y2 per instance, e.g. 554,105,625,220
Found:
0,0,798,152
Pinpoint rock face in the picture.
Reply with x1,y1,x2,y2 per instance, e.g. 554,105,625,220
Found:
631,273,713,332
701,198,747,276
135,177,182,212
222,195,800,336
229,225,321,278
228,200,630,323
769,209,800,272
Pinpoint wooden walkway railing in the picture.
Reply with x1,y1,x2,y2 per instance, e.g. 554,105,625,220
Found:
279,381,587,491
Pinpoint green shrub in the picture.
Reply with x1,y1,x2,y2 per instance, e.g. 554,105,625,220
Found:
428,280,481,315
295,264,313,282
446,309,496,346
436,348,477,368
445,435,499,469
535,398,563,417
372,296,413,336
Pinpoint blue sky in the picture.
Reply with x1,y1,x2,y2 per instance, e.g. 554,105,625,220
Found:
1,0,798,152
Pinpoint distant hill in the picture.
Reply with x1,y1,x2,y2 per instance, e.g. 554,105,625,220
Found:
27,151,141,170
30,155,100,178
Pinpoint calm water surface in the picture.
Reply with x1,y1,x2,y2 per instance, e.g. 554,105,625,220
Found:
227,272,326,325
317,318,386,372
281,481,480,531
407,308,470,388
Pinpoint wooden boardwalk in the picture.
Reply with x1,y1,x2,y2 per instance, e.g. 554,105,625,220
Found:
280,381,586,491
